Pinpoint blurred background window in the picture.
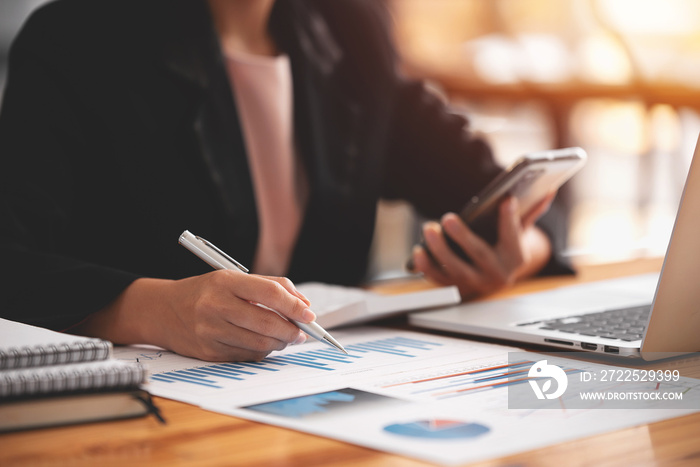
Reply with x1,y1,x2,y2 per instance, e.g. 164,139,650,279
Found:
375,0,700,278
0,1,48,106
2,0,699,280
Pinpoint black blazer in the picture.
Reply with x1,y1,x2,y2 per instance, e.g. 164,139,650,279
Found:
0,0,569,331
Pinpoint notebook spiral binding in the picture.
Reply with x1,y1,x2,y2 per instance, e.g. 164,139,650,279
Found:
0,363,147,398
0,339,112,370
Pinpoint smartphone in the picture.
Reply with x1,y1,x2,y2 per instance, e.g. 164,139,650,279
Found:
409,147,587,268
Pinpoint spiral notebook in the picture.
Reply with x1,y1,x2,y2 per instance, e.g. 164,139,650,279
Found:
0,318,160,432
0,359,147,398
0,318,112,370
0,360,155,432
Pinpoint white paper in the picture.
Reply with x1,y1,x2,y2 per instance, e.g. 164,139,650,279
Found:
114,328,700,465
0,317,104,350
296,283,461,328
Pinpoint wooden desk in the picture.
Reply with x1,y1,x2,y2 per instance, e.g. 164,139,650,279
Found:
2,258,699,467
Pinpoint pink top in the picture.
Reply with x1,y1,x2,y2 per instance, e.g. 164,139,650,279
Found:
225,52,307,276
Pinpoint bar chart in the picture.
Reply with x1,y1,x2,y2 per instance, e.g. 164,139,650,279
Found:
113,328,505,408
148,335,444,389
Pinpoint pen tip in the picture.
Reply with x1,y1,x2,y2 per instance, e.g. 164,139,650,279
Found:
323,335,348,355
333,342,348,355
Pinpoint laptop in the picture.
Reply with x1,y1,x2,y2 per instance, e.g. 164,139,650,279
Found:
410,134,700,361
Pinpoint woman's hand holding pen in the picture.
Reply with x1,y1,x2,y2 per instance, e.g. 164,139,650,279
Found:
159,271,315,361
410,195,554,300
73,272,315,362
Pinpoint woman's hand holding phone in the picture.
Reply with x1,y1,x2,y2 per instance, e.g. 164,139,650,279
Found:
408,147,585,299
410,193,555,300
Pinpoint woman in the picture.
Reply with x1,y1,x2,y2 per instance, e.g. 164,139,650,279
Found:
0,0,569,361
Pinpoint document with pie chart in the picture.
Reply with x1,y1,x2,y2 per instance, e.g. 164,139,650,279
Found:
114,328,700,465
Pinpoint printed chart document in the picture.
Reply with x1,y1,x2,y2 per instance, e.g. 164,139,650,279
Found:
114,329,700,465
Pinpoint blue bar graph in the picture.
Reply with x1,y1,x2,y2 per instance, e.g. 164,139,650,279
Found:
150,335,444,389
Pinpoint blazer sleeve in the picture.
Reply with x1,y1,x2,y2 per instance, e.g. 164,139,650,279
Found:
0,9,140,331
380,79,574,276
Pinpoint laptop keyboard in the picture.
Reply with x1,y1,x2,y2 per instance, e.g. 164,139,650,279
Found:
517,304,651,341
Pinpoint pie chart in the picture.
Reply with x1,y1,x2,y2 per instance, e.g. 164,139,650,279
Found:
383,419,490,440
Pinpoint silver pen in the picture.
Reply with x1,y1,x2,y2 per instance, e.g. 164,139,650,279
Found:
178,230,348,354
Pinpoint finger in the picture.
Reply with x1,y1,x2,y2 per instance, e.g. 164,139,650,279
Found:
413,241,481,301
423,220,484,285
411,245,451,286
216,324,301,354
497,197,525,271
191,338,274,362
179,304,303,362
439,213,499,275
226,299,306,345
263,275,311,306
232,274,315,324
521,192,556,227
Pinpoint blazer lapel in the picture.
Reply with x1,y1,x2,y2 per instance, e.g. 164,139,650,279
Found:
155,0,259,265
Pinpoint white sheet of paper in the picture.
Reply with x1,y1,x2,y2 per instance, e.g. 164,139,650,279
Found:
113,328,700,465
296,282,461,328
